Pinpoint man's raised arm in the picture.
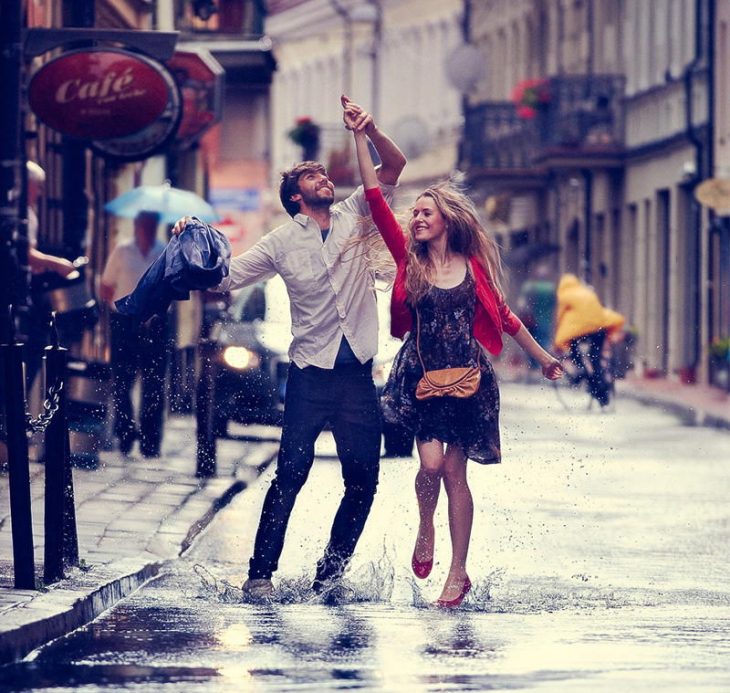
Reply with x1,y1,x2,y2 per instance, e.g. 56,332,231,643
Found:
341,95,406,186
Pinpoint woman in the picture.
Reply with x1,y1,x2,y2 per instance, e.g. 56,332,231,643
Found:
345,103,563,607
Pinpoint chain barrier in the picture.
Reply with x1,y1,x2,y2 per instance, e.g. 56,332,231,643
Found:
25,379,64,434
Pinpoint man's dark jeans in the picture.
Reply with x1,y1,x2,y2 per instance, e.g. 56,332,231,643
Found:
248,360,382,583
110,313,168,456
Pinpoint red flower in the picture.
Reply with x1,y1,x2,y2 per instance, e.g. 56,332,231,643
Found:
516,105,537,119
512,78,550,119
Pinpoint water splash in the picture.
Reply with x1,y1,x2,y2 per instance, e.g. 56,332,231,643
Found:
190,559,707,614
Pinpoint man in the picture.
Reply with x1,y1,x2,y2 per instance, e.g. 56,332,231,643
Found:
24,161,76,389
100,211,168,457
26,162,76,277
174,96,406,599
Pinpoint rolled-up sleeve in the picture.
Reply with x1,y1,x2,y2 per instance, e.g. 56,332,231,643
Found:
215,235,277,292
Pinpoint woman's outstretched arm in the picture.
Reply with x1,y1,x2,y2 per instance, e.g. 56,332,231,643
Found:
349,123,407,262
353,129,380,191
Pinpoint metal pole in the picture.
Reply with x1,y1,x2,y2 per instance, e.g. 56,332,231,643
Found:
0,0,36,590
195,338,217,477
43,333,78,583
330,0,353,96
61,0,94,258
1,337,36,589
582,168,593,285
367,0,382,121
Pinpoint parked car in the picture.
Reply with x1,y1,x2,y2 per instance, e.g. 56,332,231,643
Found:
198,275,413,456
205,276,291,434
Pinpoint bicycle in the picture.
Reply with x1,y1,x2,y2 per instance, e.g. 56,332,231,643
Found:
552,329,616,412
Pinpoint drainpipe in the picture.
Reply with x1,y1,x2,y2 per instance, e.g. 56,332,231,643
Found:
582,168,593,285
683,0,708,374
329,0,353,97
457,0,472,168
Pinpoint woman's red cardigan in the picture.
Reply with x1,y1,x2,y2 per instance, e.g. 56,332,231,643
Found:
364,187,521,356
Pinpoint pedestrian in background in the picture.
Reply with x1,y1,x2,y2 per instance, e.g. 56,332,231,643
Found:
24,161,77,390
517,263,557,375
348,109,563,607
172,96,407,601
100,211,168,457
553,273,625,407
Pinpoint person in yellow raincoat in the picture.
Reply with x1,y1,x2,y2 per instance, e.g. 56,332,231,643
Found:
554,273,625,405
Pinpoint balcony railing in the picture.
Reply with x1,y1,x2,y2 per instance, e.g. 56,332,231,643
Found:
462,103,540,171
462,74,625,173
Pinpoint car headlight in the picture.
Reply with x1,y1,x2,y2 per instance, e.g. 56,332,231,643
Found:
222,346,261,370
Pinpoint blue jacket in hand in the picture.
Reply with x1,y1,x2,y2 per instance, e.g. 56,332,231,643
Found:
115,218,231,323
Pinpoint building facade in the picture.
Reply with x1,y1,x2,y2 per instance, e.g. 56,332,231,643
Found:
266,0,465,207
463,0,720,386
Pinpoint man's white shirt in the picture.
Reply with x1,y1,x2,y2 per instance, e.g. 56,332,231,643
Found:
218,184,395,369
101,238,166,303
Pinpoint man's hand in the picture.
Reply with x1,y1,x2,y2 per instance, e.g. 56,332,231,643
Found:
341,95,375,134
171,216,193,236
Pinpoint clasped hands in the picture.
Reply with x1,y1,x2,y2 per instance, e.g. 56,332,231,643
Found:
341,94,375,135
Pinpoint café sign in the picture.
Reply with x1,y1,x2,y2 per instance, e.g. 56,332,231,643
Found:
28,48,175,140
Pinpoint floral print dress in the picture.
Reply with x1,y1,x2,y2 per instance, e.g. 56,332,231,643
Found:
381,271,502,464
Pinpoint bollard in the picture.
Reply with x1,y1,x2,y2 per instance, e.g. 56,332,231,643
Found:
43,342,79,583
195,338,217,477
1,340,36,589
65,360,111,469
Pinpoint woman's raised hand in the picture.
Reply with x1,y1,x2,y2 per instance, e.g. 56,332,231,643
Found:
541,357,564,381
341,94,374,133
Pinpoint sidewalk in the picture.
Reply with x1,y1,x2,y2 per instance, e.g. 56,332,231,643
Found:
0,416,278,665
616,373,730,430
497,361,730,430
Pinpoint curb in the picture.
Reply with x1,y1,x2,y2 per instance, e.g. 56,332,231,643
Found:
0,561,163,666
0,444,278,666
616,386,730,432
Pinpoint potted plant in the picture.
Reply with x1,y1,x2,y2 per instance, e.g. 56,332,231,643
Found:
287,116,321,161
511,78,550,120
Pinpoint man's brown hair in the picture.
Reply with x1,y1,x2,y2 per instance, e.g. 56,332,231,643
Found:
279,161,326,217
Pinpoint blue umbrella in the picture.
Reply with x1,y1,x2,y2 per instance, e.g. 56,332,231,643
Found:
105,182,219,224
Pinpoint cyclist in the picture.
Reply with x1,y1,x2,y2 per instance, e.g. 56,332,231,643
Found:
553,274,625,406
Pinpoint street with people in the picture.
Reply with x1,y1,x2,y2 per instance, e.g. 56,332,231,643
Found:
2,0,730,690
2,383,729,690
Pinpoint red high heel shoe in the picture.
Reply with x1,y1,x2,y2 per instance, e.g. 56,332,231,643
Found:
411,554,433,579
436,576,472,608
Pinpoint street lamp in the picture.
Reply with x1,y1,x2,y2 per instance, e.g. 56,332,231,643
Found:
329,0,381,119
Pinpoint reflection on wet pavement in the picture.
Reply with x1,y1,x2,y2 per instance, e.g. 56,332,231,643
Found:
2,385,729,691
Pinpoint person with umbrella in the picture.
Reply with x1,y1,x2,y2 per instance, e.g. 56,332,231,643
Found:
100,210,168,457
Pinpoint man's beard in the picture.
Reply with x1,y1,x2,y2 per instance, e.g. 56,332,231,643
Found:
301,187,334,210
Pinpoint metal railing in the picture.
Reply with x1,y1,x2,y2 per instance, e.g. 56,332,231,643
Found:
461,74,626,171
2,310,79,588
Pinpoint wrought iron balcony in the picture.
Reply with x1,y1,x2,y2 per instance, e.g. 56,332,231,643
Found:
461,74,625,174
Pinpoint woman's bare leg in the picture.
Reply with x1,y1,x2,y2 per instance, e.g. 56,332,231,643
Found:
438,444,473,602
413,438,445,563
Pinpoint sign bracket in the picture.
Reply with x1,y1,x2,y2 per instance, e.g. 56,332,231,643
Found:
24,28,178,61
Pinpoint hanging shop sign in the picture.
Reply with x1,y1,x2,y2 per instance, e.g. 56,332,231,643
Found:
89,85,182,162
28,48,175,140
166,49,224,148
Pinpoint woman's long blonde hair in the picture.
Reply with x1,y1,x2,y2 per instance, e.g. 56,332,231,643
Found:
340,183,505,300
404,183,505,305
